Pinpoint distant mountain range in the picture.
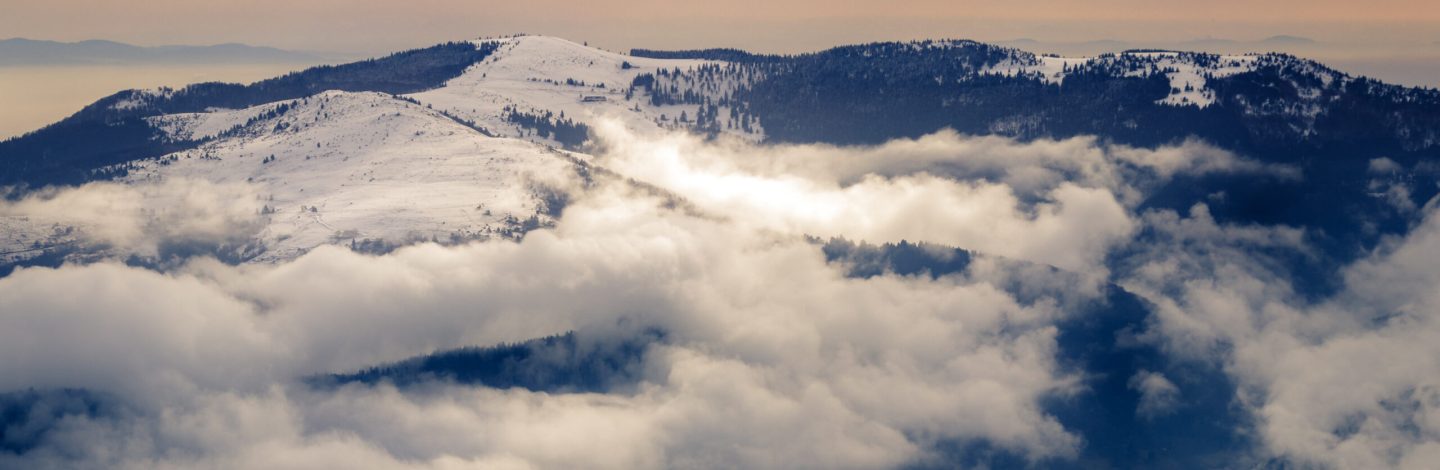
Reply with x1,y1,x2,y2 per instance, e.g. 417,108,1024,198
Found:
0,38,329,66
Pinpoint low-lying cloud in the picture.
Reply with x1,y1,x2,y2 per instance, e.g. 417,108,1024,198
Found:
0,123,1430,468
1116,196,1440,467
593,123,1289,274
0,180,1093,468
0,179,265,261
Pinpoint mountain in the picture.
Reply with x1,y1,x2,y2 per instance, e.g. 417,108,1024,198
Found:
629,41,1437,151
628,42,1439,258
3,34,1438,269
0,37,325,66
0,41,499,186
0,36,706,267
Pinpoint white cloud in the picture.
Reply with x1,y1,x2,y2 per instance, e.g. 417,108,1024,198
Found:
1368,157,1403,175
0,123,1347,468
0,177,1097,467
1116,203,1310,358
1128,370,1181,419
0,179,265,261
592,123,1152,273
1117,196,1440,467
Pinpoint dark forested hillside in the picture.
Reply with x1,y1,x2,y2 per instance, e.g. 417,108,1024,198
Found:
630,47,784,63
630,42,1440,156
314,331,660,393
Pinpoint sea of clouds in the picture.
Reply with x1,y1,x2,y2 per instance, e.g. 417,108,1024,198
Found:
0,121,1435,468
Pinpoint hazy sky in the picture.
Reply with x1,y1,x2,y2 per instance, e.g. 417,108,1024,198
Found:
4,0,1439,54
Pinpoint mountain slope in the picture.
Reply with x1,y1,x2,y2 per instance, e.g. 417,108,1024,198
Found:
130,90,580,262
0,36,724,266
1,90,584,266
625,42,1440,256
0,41,500,186
631,43,1440,154
409,36,749,149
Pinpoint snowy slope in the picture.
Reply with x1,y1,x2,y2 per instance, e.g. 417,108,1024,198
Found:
982,55,1090,85
1124,52,1260,107
984,51,1267,108
147,102,289,141
408,36,756,145
115,90,580,262
3,36,725,265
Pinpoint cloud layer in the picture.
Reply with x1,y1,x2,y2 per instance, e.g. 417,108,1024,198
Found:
0,179,266,262
592,123,1290,274
2,124,1435,468
0,182,1089,468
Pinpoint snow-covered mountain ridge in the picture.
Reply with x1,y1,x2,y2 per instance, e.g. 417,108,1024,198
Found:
1,36,726,266
3,35,1439,269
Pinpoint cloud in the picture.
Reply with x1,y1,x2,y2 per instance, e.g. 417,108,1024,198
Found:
0,264,280,406
1128,370,1181,419
597,126,1292,203
1243,205,1440,468
1115,193,1440,467
0,122,1379,468
0,174,1102,467
0,179,265,262
595,124,1154,273
1366,157,1421,214
1107,139,1298,183
585,122,1299,275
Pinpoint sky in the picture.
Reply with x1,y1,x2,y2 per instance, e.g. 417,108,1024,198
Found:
3,0,1439,54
